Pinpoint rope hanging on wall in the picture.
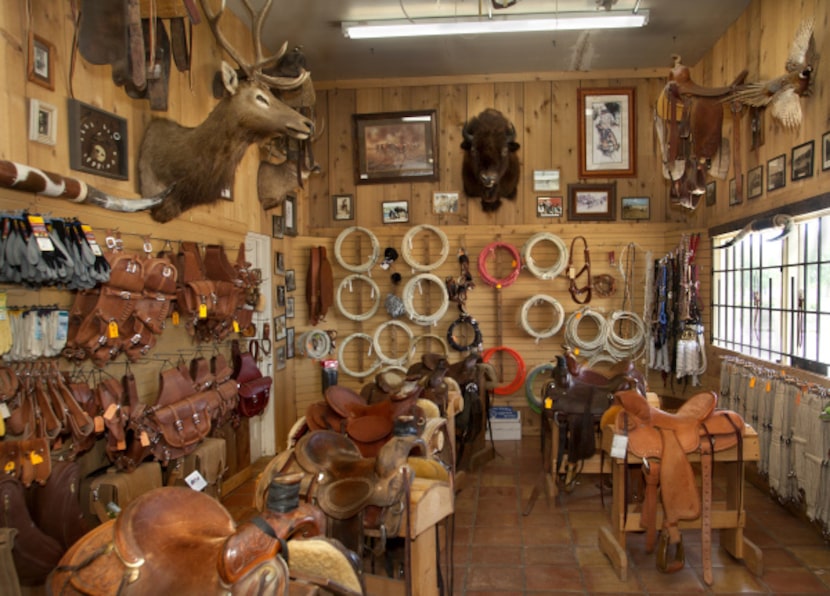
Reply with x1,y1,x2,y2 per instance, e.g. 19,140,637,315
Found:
337,332,381,378
519,294,565,343
411,333,450,359
335,274,381,321
446,313,483,353
401,224,450,272
372,319,415,366
605,310,647,361
524,362,556,414
334,226,380,273
482,345,527,396
296,329,332,360
402,273,450,326
521,232,569,280
564,307,608,358
478,241,522,288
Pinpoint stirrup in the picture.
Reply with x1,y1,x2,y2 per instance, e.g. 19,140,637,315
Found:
656,530,685,573
562,461,583,493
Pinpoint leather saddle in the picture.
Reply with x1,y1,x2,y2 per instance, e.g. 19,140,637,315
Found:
49,485,365,595
614,389,745,585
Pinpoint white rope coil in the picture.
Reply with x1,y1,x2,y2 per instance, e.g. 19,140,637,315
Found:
335,274,380,321
297,329,332,360
401,224,450,272
564,307,608,357
521,232,569,280
411,333,450,359
372,319,415,366
334,226,380,273
605,310,647,360
337,332,381,378
519,294,565,343
402,273,450,326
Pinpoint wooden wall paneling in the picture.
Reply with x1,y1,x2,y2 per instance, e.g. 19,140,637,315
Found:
325,88,357,225
305,88,330,227
436,84,468,225
354,88,385,228
522,81,553,224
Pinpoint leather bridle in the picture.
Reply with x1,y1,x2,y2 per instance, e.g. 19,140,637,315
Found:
567,236,592,304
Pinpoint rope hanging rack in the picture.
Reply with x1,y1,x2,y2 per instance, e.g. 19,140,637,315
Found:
477,241,522,289
402,273,450,326
519,294,565,342
372,319,415,366
482,345,527,396
401,224,450,272
521,232,569,280
333,226,380,273
337,332,381,378
335,274,380,321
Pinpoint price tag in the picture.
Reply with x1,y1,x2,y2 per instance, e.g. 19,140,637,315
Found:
172,311,180,326
27,215,55,252
103,403,118,421
82,225,104,257
749,377,756,388
0,403,11,419
140,431,150,447
185,470,208,492
198,303,208,319
4,461,14,473
108,321,119,338
29,450,44,465
232,320,240,333
544,397,553,410
94,416,105,432
610,434,628,459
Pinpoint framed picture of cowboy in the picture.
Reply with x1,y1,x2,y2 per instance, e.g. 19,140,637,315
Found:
577,88,636,178
353,110,438,184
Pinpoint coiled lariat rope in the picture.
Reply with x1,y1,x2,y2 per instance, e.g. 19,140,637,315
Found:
411,333,450,359
525,362,556,414
564,307,608,359
337,332,381,378
482,346,527,396
447,313,483,352
335,274,380,321
402,273,449,326
401,224,450,272
521,232,569,280
297,329,332,360
372,319,415,366
519,294,565,343
477,241,522,289
605,310,647,361
334,226,380,273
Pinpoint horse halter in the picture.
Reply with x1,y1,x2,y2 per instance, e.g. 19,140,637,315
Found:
567,236,592,304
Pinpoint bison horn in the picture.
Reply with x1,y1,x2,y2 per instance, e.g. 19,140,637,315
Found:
507,123,516,141
462,122,474,144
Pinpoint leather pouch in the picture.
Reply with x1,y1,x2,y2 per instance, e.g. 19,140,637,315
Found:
237,377,272,417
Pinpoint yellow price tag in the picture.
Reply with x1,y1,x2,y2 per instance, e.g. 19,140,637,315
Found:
749,377,756,388
107,321,119,338
765,381,771,392
232,320,240,333
198,303,208,319
4,461,14,473
172,311,180,326
573,348,580,356
140,431,150,447
544,397,553,409
575,312,582,319
29,451,44,465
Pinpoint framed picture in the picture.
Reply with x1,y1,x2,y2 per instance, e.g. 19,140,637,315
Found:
577,88,636,178
286,297,295,319
333,194,353,221
567,183,616,221
27,33,55,90
274,251,284,275
822,131,830,171
284,193,298,236
274,315,287,341
705,180,716,206
28,99,57,146
353,110,438,184
747,165,763,199
728,176,742,205
286,327,295,359
791,140,814,181
767,154,786,191
621,196,650,221
382,200,409,224
276,285,286,307
432,192,459,214
536,196,563,218
275,345,286,370
285,269,296,292
271,215,284,239
533,170,560,191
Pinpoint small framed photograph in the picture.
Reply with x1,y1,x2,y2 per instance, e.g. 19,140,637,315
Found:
621,196,650,221
353,110,438,184
767,154,786,191
28,33,55,90
274,251,285,275
285,269,296,292
271,215,284,239
286,297,295,319
286,328,295,359
791,140,814,181
577,88,636,178
276,284,286,307
382,200,409,223
533,170,560,191
333,194,353,221
567,182,616,221
28,99,57,145
275,345,286,370
284,193,298,236
536,196,562,217
432,192,459,214
747,165,763,199
728,176,742,205
705,180,716,206
274,314,287,340
822,131,830,171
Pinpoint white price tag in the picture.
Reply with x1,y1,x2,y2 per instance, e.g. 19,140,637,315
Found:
0,403,10,419
185,470,208,492
610,434,629,459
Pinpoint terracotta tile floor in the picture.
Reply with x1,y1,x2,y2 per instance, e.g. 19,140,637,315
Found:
223,439,830,595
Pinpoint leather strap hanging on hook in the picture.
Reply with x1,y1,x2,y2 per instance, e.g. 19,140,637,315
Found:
567,236,592,304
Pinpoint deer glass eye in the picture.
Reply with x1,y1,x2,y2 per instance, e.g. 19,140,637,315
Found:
254,92,271,107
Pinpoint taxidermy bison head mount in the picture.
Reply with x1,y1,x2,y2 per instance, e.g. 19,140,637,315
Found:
461,108,520,212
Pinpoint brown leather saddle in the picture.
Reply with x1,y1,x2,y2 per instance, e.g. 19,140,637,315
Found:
614,389,744,585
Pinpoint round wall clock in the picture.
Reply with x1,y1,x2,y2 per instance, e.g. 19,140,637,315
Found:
67,99,129,180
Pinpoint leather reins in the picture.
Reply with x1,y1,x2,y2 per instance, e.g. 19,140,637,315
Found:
567,236,592,304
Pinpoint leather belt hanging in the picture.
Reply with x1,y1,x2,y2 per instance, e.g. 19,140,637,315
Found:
567,236,592,304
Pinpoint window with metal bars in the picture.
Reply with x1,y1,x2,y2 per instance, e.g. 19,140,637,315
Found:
710,208,829,376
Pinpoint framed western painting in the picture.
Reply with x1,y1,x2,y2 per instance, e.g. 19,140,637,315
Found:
791,140,814,181
577,88,636,178
705,180,716,206
432,192,459,214
284,193,298,236
353,110,438,184
822,131,830,171
28,33,55,90
747,165,763,199
382,200,409,223
28,99,57,145
536,196,563,217
767,154,786,191
621,197,650,221
567,183,616,221
333,194,353,221
729,176,742,205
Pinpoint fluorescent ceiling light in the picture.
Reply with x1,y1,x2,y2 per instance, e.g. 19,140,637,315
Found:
343,10,649,39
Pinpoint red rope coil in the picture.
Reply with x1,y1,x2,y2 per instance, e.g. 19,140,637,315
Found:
482,345,527,395
477,241,522,289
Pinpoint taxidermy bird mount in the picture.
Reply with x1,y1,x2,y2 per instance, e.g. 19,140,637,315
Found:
727,19,818,129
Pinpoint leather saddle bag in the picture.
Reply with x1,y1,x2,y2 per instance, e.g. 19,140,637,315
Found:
145,392,219,463
237,376,272,418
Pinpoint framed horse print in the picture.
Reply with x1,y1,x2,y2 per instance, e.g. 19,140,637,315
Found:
577,88,636,178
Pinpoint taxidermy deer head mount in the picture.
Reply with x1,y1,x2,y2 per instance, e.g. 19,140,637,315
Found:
138,0,314,223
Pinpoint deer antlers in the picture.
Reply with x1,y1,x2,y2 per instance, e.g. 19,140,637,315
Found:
199,0,311,91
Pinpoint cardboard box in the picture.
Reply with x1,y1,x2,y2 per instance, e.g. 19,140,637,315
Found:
488,409,522,440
